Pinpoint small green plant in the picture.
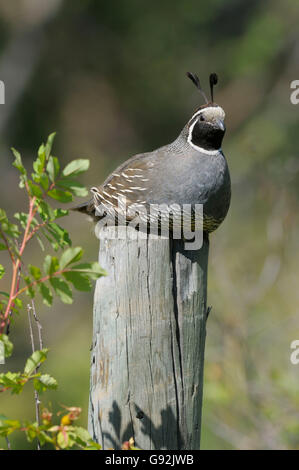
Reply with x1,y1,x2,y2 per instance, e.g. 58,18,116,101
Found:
0,403,102,450
0,134,105,449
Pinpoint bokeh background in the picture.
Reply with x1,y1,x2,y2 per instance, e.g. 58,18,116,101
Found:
1,0,299,450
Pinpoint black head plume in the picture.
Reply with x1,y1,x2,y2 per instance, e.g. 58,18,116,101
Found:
186,72,208,104
209,73,218,102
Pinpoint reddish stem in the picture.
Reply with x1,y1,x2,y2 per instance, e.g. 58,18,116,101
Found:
5,264,22,334
26,221,47,243
11,269,69,300
0,196,36,333
0,229,15,265
0,177,58,334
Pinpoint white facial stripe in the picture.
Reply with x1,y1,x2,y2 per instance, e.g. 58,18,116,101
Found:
187,106,225,155
190,107,212,121
190,106,225,123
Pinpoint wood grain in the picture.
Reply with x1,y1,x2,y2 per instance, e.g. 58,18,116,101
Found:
88,226,209,450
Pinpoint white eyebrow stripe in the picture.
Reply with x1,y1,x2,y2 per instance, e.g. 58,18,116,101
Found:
190,106,221,121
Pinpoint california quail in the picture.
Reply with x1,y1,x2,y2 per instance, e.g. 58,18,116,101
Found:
73,73,231,234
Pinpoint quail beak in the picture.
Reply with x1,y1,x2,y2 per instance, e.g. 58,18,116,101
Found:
215,118,225,132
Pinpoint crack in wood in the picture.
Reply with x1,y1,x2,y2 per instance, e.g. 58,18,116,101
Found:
170,240,185,449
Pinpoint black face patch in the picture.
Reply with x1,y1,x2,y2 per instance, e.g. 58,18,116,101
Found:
190,119,225,151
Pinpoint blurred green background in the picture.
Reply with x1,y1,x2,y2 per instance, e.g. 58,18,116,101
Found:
1,0,299,450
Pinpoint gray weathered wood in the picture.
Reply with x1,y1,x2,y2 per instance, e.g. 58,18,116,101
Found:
88,226,209,450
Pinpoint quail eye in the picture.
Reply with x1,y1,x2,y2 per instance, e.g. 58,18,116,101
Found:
199,114,205,121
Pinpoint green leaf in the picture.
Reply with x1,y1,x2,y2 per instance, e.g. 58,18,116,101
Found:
0,291,9,297
24,349,48,376
38,283,53,306
14,212,28,229
29,264,42,280
53,208,68,219
57,179,88,197
63,272,91,291
31,173,41,184
43,255,52,275
46,156,60,182
84,443,102,450
74,426,91,442
43,255,59,276
25,422,39,442
0,416,21,436
46,223,71,249
49,278,73,304
36,234,45,251
14,212,39,234
39,431,55,445
11,148,27,176
40,173,49,191
38,143,46,161
0,264,4,279
28,181,43,198
57,430,69,449
34,374,58,393
0,243,7,250
42,231,60,252
0,372,24,394
72,427,93,446
59,247,83,270
72,262,106,280
45,133,56,159
0,209,20,238
23,276,35,298
39,374,58,389
14,298,23,309
62,159,90,177
38,200,55,221
47,189,72,203
0,334,13,358
33,150,46,175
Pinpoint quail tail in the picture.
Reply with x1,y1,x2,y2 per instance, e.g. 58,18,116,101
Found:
71,199,97,220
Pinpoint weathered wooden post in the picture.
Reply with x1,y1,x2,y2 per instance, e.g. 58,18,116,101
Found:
88,226,209,450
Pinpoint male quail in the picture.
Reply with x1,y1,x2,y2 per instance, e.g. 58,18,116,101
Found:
73,73,231,235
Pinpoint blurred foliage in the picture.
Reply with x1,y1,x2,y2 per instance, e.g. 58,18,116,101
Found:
0,134,104,449
0,0,299,450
